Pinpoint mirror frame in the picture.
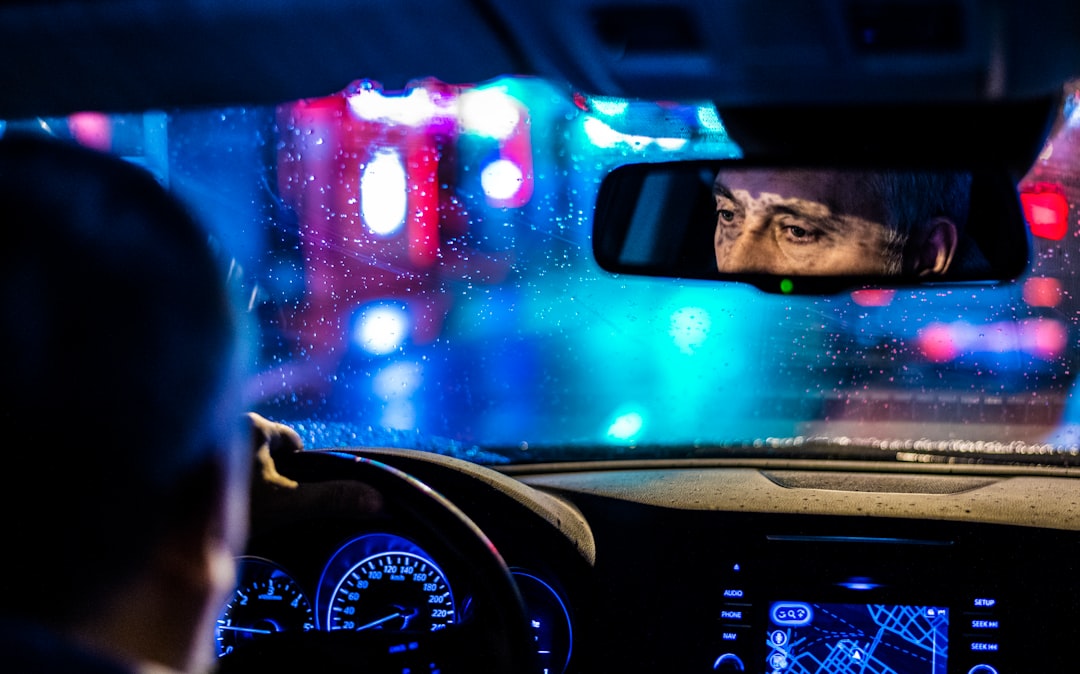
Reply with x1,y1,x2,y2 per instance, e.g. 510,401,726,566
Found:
593,159,1033,294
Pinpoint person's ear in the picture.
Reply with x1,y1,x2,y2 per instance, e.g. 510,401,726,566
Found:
155,460,242,612
133,460,238,672
912,217,958,276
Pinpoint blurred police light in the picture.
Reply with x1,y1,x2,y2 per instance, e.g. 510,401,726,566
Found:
353,303,410,355
460,87,521,140
1020,181,1069,240
347,84,437,127
1023,277,1063,307
480,159,524,201
851,289,895,307
918,318,1067,363
606,410,644,442
361,149,408,236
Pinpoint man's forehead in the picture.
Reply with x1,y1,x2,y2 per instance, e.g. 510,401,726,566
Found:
714,168,882,220
715,168,848,197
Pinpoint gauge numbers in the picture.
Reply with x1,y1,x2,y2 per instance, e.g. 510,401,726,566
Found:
327,551,455,632
216,556,315,657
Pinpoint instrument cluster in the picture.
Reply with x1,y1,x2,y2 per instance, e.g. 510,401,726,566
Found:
214,530,573,673
215,532,455,658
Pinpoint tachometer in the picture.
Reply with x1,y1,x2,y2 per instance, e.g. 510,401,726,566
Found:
327,551,456,632
215,556,315,657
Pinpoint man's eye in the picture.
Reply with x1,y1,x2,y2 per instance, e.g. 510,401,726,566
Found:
717,208,736,223
781,224,819,242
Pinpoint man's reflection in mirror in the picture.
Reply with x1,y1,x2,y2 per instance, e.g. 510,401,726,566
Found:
712,168,974,276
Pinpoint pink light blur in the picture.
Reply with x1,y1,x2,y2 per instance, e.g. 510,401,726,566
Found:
1022,277,1063,307
68,112,112,151
850,289,895,307
917,318,1068,363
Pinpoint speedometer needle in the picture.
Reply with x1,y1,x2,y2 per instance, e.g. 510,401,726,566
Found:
217,625,273,635
356,612,401,631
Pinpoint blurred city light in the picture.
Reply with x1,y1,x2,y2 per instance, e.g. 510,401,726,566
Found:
581,116,687,151
353,303,410,355
361,149,408,235
1023,277,1063,307
669,306,711,354
374,360,423,429
459,87,521,140
481,158,525,201
1020,182,1069,240
591,98,629,116
606,410,644,442
918,318,1068,363
347,85,438,126
851,289,895,307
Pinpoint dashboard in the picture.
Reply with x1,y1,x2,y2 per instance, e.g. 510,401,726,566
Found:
217,448,1080,673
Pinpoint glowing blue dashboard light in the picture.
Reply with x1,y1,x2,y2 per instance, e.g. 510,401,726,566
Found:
770,602,813,626
838,577,881,591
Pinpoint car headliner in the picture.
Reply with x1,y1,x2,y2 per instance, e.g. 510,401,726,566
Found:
0,0,1078,119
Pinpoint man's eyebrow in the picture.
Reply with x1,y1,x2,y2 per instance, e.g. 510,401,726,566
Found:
712,181,735,200
771,203,847,234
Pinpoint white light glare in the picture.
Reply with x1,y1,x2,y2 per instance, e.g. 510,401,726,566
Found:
480,159,524,201
583,117,622,149
669,306,711,354
373,361,423,430
696,105,725,133
606,411,644,442
582,117,687,151
354,304,410,355
348,87,437,126
460,88,521,140
372,361,423,399
360,149,407,236
654,137,689,151
591,98,629,116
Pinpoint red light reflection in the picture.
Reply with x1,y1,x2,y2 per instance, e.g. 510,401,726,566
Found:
1019,182,1069,240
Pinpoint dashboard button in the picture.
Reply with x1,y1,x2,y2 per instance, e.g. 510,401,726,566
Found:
712,653,745,671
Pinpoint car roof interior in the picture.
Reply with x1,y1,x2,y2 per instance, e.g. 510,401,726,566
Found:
1,0,1078,120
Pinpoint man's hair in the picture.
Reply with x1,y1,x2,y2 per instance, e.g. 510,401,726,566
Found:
0,133,243,625
867,171,973,274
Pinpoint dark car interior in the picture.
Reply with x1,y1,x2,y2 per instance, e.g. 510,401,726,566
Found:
3,2,1079,673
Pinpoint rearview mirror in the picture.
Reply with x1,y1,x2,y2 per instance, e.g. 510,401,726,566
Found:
593,161,1032,294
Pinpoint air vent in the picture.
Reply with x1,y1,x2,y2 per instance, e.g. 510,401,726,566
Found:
763,470,998,494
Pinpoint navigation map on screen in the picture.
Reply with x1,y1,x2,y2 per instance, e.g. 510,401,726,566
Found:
765,601,948,673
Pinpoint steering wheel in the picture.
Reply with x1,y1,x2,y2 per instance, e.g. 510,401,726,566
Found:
217,449,539,674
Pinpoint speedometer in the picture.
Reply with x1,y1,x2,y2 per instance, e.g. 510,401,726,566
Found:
216,556,315,657
320,535,456,633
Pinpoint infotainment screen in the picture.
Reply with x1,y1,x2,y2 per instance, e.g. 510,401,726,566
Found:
765,601,948,673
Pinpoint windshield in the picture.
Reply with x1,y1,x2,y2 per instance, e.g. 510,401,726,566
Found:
7,76,1080,464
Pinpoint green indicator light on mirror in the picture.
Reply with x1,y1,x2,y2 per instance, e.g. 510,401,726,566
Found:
780,278,794,294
